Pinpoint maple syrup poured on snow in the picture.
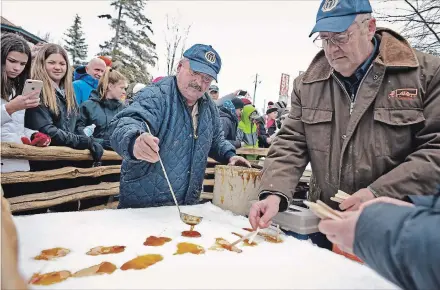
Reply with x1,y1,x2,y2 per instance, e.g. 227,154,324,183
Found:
73,262,117,278
120,254,164,271
174,242,205,255
29,271,71,285
34,247,70,260
231,232,258,246
86,246,126,256
144,236,172,246
242,228,283,243
181,225,201,238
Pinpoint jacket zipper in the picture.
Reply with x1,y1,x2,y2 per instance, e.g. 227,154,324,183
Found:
332,65,373,115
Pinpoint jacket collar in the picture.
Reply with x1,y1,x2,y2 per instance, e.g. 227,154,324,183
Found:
302,28,419,84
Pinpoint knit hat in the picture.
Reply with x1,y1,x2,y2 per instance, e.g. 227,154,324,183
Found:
266,106,278,115
98,56,113,67
241,98,252,106
266,101,277,114
231,97,244,110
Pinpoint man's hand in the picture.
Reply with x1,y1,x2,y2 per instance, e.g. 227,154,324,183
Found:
228,156,251,168
318,211,361,254
249,195,280,230
340,188,375,211
133,133,160,163
320,195,414,254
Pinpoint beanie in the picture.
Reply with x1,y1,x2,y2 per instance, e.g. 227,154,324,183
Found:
231,97,244,110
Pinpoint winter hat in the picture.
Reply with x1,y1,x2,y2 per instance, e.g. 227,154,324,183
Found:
266,106,278,115
241,98,252,106
133,83,146,95
98,56,113,67
231,97,244,110
266,101,277,114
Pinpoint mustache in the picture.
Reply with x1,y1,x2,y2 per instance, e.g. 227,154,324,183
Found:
188,82,202,92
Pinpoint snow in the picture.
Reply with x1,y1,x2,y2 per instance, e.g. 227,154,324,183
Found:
15,203,399,289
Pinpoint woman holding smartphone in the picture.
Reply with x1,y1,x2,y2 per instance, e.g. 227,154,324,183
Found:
25,44,104,164
75,67,127,149
1,33,51,173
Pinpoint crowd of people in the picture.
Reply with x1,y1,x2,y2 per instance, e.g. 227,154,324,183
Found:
1,0,440,289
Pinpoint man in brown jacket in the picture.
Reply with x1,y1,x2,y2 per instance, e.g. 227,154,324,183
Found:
249,0,440,230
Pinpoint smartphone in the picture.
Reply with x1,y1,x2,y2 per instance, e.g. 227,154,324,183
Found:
238,90,247,96
22,79,43,96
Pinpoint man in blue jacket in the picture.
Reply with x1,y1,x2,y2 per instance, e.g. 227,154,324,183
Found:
73,58,106,105
110,44,251,208
319,195,440,290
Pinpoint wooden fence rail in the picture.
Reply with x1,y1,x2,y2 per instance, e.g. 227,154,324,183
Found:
1,142,272,213
1,165,121,184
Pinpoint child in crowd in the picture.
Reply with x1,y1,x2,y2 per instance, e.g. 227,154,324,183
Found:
25,44,104,163
76,67,127,149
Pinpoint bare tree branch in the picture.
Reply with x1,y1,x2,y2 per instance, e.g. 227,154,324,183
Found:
377,0,440,55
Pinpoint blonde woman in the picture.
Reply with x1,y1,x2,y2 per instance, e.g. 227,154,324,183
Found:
24,44,103,163
75,67,127,149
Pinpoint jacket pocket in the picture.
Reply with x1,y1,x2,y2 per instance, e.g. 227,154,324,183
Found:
301,108,333,152
374,108,425,157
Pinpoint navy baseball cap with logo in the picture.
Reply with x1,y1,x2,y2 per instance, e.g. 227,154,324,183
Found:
309,0,372,37
183,44,222,81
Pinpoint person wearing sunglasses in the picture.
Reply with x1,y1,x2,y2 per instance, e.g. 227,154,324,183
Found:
249,0,440,244
110,44,251,209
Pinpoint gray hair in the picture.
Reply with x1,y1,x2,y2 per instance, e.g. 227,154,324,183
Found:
355,13,374,35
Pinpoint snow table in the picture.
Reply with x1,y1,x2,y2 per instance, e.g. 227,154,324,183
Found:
15,203,399,289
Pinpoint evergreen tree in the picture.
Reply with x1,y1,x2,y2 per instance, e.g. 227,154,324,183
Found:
63,14,88,65
99,0,157,84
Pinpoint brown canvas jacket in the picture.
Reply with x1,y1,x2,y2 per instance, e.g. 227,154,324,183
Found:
259,28,440,210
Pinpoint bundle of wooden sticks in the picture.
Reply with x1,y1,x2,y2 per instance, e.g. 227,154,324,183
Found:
304,191,351,220
303,200,343,220
330,190,350,204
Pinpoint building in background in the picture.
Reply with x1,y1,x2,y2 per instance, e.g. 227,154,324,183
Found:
1,16,46,45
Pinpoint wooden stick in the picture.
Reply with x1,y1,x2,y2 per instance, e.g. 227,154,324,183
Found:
304,201,342,220
337,190,350,197
248,227,259,244
335,193,349,200
316,200,344,219
330,197,345,203
230,230,257,247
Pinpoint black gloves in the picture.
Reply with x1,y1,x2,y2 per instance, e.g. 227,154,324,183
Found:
88,137,104,166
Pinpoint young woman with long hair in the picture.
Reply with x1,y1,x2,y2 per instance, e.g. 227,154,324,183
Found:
24,44,104,163
76,67,127,149
1,33,51,173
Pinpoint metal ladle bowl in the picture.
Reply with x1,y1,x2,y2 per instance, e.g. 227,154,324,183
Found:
180,213,203,226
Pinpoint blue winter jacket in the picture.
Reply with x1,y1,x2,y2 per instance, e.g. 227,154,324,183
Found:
110,76,236,208
73,66,99,105
354,194,440,290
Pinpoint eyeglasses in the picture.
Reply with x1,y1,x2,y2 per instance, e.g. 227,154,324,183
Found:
188,68,213,83
313,31,354,49
314,18,370,49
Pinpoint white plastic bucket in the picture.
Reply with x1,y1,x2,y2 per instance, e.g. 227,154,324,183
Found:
212,165,261,216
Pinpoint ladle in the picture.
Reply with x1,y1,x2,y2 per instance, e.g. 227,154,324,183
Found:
144,122,203,226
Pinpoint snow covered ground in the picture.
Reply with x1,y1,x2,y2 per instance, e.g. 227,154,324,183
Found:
15,203,399,289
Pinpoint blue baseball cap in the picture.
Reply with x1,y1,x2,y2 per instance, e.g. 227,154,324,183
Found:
183,44,222,81
309,0,372,37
